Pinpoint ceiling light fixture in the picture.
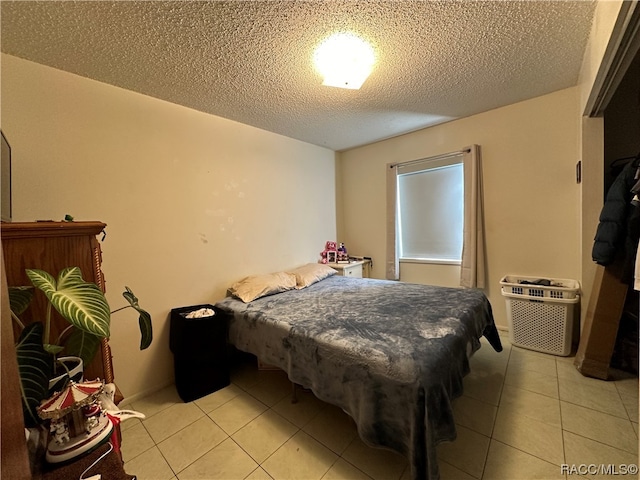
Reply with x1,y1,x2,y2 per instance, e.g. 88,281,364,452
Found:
313,32,375,90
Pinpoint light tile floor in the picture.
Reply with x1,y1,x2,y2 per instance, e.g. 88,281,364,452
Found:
120,333,639,480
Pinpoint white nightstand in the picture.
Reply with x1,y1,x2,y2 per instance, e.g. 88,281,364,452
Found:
327,259,371,278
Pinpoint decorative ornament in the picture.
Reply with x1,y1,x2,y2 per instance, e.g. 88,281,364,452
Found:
37,379,114,464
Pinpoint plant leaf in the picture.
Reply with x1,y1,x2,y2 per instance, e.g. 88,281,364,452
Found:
137,310,153,350
64,329,101,366
8,286,34,316
122,287,140,309
43,344,64,355
27,267,111,338
16,322,53,427
122,287,153,350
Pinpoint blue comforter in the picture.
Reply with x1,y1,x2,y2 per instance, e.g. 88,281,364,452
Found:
216,276,502,480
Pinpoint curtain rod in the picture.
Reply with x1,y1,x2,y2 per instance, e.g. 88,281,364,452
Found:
389,147,471,169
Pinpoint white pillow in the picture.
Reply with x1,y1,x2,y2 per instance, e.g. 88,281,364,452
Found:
229,271,297,303
287,263,337,289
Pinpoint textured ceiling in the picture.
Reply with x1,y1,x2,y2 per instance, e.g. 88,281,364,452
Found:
1,1,596,151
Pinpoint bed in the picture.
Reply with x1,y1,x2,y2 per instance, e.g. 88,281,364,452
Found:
215,272,502,480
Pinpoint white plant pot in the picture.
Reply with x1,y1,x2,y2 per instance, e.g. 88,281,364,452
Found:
48,356,83,394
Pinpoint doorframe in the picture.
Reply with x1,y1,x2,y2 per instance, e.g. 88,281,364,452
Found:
585,0,640,116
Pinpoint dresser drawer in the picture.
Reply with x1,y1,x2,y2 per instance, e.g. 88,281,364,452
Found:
330,262,363,278
342,264,363,277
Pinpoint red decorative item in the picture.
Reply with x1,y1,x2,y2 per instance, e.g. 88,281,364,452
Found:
106,412,122,453
319,240,338,264
37,379,115,464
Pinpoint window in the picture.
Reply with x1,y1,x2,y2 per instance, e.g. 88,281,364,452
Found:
386,146,485,287
397,155,464,263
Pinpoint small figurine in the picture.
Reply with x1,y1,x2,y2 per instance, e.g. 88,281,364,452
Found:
50,419,70,445
83,402,102,433
337,242,348,262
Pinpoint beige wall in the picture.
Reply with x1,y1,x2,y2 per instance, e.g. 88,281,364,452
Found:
576,0,624,320
1,54,337,400
577,0,624,112
337,87,582,329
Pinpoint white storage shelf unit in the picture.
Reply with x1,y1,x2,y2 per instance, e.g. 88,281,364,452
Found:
500,275,580,356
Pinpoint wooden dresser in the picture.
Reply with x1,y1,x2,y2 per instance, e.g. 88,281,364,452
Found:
1,254,31,479
1,221,116,388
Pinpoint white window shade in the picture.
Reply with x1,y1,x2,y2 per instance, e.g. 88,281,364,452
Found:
387,145,486,288
397,163,463,261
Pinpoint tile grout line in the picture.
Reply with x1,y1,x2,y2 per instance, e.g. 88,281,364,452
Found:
480,342,507,480
124,383,254,474
555,356,569,471
141,403,213,478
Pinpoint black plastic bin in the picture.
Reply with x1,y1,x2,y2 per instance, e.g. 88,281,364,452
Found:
170,304,230,402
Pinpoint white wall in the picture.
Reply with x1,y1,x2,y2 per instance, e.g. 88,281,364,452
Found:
337,87,582,329
1,54,337,400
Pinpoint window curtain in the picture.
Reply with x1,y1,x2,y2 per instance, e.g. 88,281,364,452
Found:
460,145,486,288
386,163,400,280
386,145,486,287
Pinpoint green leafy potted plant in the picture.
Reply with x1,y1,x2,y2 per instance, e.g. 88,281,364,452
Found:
9,266,152,426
